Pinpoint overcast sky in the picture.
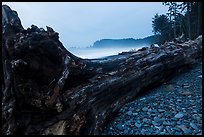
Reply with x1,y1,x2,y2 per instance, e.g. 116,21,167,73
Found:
2,2,169,48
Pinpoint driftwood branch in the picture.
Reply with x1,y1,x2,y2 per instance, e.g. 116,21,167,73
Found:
2,5,202,135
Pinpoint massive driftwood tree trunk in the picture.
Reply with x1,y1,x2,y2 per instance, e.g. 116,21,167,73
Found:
2,5,202,135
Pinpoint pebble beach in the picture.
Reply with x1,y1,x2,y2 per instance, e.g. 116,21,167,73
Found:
103,59,202,135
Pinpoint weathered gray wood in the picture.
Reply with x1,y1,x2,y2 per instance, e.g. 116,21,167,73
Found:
2,5,202,135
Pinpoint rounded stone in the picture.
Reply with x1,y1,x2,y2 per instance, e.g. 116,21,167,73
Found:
134,123,142,128
190,122,198,130
124,129,129,134
174,112,184,118
142,107,148,111
116,123,124,131
127,111,132,116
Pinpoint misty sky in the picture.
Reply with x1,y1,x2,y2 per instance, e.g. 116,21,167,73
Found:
2,2,169,48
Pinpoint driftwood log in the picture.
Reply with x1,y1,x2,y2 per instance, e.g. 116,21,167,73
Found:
2,5,202,135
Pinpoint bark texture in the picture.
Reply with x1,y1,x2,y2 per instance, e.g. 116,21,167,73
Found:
2,5,202,135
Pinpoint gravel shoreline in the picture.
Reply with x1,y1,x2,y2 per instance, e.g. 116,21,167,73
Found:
103,59,202,135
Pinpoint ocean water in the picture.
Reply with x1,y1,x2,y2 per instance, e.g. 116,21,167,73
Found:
68,46,146,59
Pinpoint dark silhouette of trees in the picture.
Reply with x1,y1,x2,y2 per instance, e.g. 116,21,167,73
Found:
163,2,182,39
174,13,186,38
197,2,202,36
180,2,193,40
152,14,173,44
189,2,202,39
153,2,202,44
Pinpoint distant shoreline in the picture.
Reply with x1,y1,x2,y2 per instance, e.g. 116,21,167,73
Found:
68,46,144,59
